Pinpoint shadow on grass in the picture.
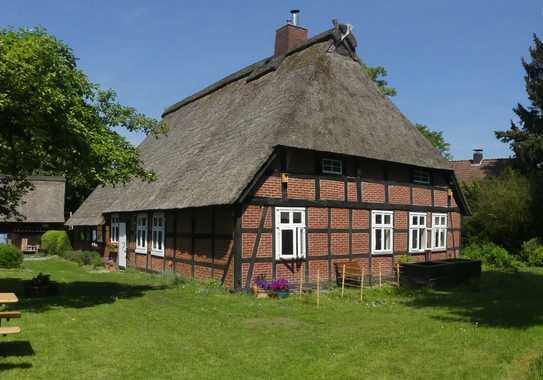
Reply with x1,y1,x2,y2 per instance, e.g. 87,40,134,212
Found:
0,341,35,357
400,269,543,329
0,278,167,313
0,363,32,371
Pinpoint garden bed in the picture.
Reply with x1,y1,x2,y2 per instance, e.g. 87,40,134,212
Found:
400,258,481,288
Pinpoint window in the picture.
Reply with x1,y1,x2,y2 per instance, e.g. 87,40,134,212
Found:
151,213,165,256
409,212,427,253
92,229,97,242
136,214,148,253
110,214,120,243
322,158,343,175
96,226,103,243
372,211,393,254
275,207,306,260
412,169,431,185
431,213,447,250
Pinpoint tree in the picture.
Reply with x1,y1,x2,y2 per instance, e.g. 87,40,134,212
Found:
415,124,452,159
495,34,543,174
0,28,166,218
365,65,397,97
463,169,533,252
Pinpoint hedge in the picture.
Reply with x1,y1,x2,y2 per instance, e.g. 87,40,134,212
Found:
0,244,23,268
41,230,72,256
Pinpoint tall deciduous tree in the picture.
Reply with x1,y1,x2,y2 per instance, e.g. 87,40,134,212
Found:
496,34,543,173
415,124,452,159
0,28,166,218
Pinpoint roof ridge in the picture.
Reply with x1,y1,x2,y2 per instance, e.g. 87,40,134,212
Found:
161,28,343,118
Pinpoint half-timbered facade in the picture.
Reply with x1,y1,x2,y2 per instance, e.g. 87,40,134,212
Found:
67,16,468,290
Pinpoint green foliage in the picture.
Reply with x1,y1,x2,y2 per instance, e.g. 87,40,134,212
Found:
364,65,397,97
463,169,532,251
0,243,23,268
521,238,543,266
415,124,452,159
462,242,517,269
41,230,72,256
496,34,543,176
0,27,167,215
528,354,543,379
62,250,103,268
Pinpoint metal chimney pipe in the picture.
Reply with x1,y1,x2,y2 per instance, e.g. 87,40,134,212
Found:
291,9,300,26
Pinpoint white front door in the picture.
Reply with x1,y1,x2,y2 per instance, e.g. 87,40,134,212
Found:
118,222,127,268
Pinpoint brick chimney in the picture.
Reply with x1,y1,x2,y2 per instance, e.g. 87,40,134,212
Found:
274,10,308,56
472,149,483,165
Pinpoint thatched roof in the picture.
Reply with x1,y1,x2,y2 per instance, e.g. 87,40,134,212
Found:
67,24,454,226
2,176,65,224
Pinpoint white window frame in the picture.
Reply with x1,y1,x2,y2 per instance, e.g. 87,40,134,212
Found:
413,169,431,185
136,214,148,254
275,207,306,260
431,213,447,251
371,210,394,254
322,158,343,176
409,212,427,253
110,214,120,243
151,212,165,256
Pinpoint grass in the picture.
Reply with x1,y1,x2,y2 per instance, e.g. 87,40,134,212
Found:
1,258,543,379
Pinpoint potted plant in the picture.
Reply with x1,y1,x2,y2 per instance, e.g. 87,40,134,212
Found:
252,275,270,298
270,278,289,298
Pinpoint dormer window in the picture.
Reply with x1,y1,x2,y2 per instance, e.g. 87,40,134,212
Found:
412,169,431,185
322,158,343,176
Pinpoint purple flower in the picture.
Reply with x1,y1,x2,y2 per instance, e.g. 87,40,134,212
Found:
270,278,289,291
255,276,270,290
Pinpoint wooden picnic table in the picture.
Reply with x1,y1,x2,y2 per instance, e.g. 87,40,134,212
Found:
0,292,19,304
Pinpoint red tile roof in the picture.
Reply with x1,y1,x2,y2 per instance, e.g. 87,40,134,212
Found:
451,158,512,185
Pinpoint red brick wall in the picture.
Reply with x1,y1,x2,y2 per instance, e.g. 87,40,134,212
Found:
287,178,316,200
412,187,432,206
389,185,410,204
362,182,385,203
255,176,281,198
320,179,345,201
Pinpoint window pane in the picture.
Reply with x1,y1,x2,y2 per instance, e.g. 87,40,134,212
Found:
280,212,289,224
384,214,391,225
440,230,445,247
376,214,382,225
293,212,302,224
375,229,382,250
158,231,163,250
411,229,417,249
281,229,294,256
412,216,418,226
384,229,391,250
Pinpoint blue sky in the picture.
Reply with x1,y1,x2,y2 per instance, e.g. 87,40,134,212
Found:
3,1,542,159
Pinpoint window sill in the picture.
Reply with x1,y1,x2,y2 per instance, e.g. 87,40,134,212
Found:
431,248,447,252
151,250,164,257
276,256,306,261
135,248,147,254
371,251,393,256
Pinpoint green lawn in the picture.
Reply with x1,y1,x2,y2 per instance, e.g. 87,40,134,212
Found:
1,258,543,379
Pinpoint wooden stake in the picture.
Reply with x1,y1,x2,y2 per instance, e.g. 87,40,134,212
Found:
360,267,364,303
299,263,304,296
379,262,382,288
341,264,346,297
316,268,320,307
396,262,400,288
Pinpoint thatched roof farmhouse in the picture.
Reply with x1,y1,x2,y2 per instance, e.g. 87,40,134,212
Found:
68,13,467,289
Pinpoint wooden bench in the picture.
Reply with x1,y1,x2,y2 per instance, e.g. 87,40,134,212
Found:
0,326,20,336
0,311,21,320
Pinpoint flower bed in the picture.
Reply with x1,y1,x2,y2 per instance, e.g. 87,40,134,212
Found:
252,276,290,298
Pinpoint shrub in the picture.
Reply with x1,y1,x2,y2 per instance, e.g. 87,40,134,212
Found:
462,242,516,269
521,238,543,267
41,230,72,256
0,244,23,268
61,250,103,268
